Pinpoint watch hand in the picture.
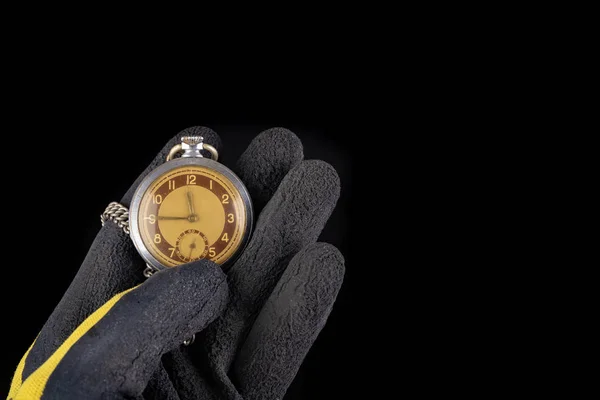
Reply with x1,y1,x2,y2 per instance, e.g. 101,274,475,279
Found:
158,216,189,220
188,238,197,260
186,190,196,216
186,190,199,222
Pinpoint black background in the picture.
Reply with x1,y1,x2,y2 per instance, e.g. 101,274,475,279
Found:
0,114,369,398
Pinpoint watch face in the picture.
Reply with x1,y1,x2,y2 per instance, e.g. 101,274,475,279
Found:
135,164,249,267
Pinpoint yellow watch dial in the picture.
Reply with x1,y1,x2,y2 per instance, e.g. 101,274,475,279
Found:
138,165,247,267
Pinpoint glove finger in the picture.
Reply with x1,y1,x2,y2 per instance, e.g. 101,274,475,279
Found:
23,261,228,400
206,160,341,372
23,126,222,379
233,243,345,400
234,127,303,213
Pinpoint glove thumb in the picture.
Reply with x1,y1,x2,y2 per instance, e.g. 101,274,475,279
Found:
10,261,228,400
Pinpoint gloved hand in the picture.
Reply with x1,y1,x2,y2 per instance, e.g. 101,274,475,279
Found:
8,126,344,400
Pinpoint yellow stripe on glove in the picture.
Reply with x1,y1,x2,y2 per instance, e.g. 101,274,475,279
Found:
8,286,137,400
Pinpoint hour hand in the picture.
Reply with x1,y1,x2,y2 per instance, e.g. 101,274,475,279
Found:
158,216,188,220
186,190,196,215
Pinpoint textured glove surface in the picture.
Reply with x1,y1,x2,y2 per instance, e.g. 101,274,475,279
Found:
10,126,345,400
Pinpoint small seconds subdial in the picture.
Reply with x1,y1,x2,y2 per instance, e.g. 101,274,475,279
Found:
175,229,209,262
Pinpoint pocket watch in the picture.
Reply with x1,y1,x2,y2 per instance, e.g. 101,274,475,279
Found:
128,136,253,274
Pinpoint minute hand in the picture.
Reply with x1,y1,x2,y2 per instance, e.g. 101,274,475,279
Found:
158,216,188,220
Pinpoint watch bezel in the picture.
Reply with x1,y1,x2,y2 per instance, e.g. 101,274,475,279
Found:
129,157,254,271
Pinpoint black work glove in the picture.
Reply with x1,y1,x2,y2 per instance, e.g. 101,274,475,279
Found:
8,127,344,400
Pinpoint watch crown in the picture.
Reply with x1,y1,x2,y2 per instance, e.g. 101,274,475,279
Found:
181,136,203,146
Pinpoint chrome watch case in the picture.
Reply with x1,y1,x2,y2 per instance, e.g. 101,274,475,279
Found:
129,137,253,272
